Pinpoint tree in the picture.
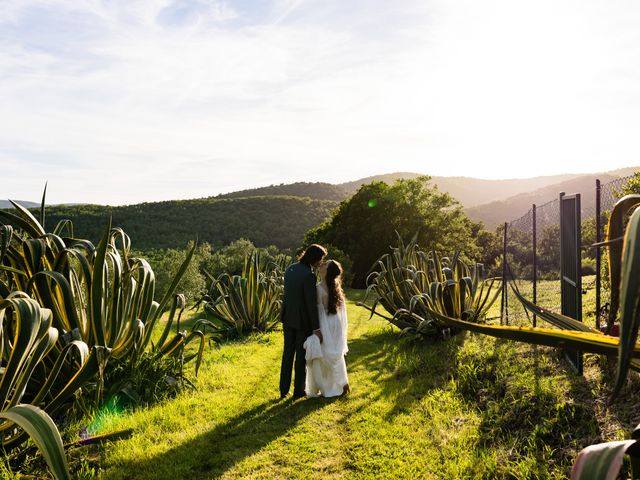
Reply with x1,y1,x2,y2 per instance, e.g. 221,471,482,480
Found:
152,241,210,302
620,171,640,196
305,176,483,287
538,224,560,279
202,238,258,277
142,239,288,302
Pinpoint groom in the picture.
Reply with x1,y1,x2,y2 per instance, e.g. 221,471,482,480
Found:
279,244,327,399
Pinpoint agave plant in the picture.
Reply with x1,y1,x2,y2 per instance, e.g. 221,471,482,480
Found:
358,234,501,338
0,293,79,479
0,195,206,477
395,195,640,360
0,201,205,385
194,251,285,339
0,198,206,428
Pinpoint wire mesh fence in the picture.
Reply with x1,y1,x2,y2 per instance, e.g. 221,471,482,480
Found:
499,173,636,331
601,176,631,211
502,199,561,327
504,208,534,327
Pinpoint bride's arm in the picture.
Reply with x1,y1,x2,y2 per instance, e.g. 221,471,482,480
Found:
340,301,348,352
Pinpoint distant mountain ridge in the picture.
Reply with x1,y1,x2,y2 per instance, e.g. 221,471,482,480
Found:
466,167,639,227
339,172,583,208
210,168,638,210
215,182,348,202
466,175,612,227
5,167,637,211
0,200,39,209
3,167,637,246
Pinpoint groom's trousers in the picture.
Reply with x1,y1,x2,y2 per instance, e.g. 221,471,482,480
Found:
280,325,308,397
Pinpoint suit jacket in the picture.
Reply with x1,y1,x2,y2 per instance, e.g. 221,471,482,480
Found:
280,262,320,333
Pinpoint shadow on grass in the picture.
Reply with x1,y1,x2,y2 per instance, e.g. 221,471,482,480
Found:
108,395,332,479
345,326,464,420
454,335,602,475
567,352,640,438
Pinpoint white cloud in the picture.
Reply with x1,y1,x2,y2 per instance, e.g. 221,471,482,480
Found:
0,0,639,204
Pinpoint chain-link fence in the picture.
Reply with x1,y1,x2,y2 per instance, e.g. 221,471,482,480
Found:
500,174,635,330
502,199,561,326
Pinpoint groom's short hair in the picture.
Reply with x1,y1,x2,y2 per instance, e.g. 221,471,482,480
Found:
299,244,327,266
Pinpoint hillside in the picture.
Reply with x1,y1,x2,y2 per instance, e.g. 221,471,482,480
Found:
5,168,637,213
0,200,39,209
212,171,575,208
466,173,624,227
5,168,637,248
338,172,424,192
429,174,579,208
339,172,603,208
42,196,337,250
215,182,348,202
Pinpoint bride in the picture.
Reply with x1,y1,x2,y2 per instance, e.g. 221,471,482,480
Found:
304,260,350,398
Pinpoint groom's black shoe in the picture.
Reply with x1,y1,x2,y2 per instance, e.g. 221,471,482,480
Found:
292,392,306,400
279,392,288,400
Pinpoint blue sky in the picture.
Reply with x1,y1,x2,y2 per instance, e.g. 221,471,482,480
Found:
1,0,639,204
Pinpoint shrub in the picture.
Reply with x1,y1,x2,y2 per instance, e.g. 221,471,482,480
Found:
194,251,288,340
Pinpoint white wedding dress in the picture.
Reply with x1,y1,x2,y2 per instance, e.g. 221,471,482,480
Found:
304,283,349,398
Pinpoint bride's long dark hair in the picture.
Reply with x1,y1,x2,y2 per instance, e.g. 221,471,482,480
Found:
326,260,345,315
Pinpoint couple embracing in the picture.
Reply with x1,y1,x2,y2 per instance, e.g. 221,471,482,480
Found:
279,244,350,400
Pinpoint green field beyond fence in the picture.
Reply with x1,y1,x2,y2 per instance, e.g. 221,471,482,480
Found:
487,275,598,329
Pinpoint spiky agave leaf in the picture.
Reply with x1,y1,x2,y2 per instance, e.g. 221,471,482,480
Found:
0,405,71,480
0,291,99,468
409,303,635,357
613,205,640,395
604,194,640,334
571,439,638,480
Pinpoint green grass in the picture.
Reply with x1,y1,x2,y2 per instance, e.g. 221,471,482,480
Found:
13,289,635,479
486,275,600,329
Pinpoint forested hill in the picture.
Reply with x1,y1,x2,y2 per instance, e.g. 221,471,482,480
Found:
215,182,348,202
465,173,621,227
42,196,337,250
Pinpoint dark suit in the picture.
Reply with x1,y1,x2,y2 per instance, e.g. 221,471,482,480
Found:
279,262,320,397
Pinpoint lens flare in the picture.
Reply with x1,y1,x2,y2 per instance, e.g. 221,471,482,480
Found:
367,199,378,208
83,394,127,437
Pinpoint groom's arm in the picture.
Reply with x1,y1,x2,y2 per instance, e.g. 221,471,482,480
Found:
303,273,321,336
279,298,286,323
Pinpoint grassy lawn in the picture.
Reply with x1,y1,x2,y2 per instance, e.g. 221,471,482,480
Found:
486,275,600,328
34,289,637,479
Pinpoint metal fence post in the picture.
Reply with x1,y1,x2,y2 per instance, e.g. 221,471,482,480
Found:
532,203,537,327
595,178,601,331
501,222,508,326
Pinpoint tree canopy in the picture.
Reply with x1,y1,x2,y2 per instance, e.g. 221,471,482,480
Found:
305,176,483,287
